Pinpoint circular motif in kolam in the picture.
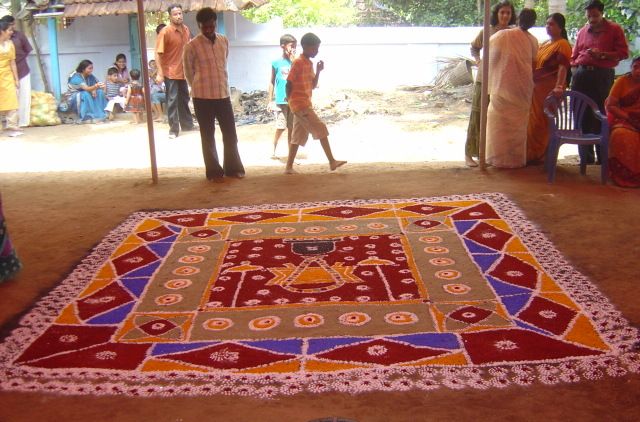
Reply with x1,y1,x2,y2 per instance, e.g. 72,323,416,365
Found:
203,318,234,331
338,312,371,326
423,246,450,254
274,226,296,234
172,266,200,276
240,228,263,236
178,255,205,264
443,284,471,295
419,235,443,243
249,316,281,331
384,311,419,325
429,257,455,266
304,226,327,234
294,313,325,328
188,245,211,254
155,294,183,306
435,269,461,280
164,279,193,290
367,222,388,230
336,224,358,231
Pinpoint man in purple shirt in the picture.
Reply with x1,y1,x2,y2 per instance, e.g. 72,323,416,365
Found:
570,0,629,164
1,15,33,128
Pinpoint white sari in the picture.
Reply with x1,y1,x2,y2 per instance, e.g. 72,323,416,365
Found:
486,28,539,168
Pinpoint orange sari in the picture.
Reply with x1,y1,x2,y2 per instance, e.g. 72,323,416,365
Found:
606,75,640,187
526,39,572,162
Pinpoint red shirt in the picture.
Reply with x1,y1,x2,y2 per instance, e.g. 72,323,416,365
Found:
571,19,629,68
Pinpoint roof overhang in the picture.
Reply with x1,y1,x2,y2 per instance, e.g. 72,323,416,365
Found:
61,0,269,18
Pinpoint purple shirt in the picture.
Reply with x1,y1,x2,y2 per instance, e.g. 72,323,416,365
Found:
10,30,32,79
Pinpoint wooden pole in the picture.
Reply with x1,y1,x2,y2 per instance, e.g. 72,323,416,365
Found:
478,0,490,170
135,0,159,184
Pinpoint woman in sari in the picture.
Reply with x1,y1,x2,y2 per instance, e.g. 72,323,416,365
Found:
464,0,516,167
0,20,22,137
526,13,572,163
66,59,107,122
604,56,640,187
0,193,21,282
486,8,539,168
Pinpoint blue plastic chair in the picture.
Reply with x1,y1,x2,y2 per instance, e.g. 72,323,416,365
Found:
543,90,608,184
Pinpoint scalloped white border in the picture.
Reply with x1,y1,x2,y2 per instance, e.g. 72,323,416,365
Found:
0,193,638,398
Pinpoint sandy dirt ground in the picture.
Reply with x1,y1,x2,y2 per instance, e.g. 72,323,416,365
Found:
0,89,638,421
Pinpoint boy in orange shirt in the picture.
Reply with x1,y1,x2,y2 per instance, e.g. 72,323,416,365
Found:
285,32,346,174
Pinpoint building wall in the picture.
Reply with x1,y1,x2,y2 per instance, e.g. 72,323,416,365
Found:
26,12,630,95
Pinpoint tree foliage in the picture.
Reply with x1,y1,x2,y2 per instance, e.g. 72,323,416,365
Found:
241,0,356,27
241,0,638,50
376,0,550,26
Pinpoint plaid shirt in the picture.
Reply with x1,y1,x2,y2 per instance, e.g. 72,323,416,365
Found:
287,55,314,112
183,33,230,99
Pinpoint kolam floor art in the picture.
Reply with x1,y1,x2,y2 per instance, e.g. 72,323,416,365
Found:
0,193,638,398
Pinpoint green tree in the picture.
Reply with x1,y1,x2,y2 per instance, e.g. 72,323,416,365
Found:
376,0,550,26
241,0,356,27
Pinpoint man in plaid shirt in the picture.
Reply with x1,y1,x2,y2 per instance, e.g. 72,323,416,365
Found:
183,7,245,181
284,32,346,174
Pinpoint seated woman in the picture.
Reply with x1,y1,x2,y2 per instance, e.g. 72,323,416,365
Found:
605,56,640,188
112,53,129,96
66,59,107,122
526,13,571,164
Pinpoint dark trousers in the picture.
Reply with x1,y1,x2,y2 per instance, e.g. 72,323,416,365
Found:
193,97,245,179
570,66,614,163
165,78,194,135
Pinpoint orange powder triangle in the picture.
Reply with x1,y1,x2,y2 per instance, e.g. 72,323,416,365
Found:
395,210,424,218
430,307,446,332
135,219,164,232
439,201,478,208
79,278,115,298
564,314,611,351
368,210,396,218
239,359,300,374
539,292,581,311
54,304,81,324
485,219,512,233
113,242,143,257
305,359,369,372
95,263,115,280
114,317,138,341
539,274,562,292
123,234,145,245
141,359,209,372
505,237,529,253
402,352,468,367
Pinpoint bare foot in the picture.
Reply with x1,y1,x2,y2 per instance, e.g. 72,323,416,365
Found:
465,155,478,167
284,168,297,174
330,160,347,171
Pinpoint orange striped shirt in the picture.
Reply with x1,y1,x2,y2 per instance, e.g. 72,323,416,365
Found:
183,33,230,100
287,55,314,112
155,24,190,80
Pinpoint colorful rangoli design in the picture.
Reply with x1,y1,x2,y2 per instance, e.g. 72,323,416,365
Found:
1,193,638,397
